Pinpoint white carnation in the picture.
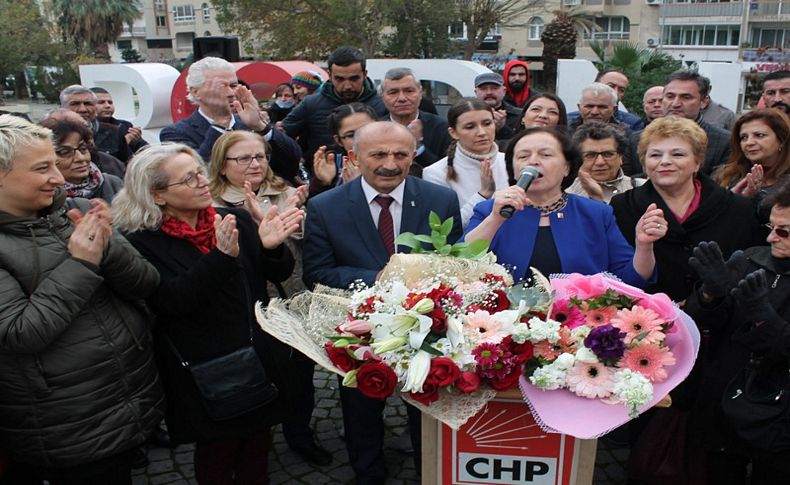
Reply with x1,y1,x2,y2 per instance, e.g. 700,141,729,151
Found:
527,317,561,344
612,369,654,418
511,322,530,344
530,362,568,390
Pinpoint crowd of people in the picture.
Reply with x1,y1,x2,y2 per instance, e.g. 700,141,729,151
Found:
0,44,788,484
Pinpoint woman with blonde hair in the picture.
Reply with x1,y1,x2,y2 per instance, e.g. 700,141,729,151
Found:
114,143,303,483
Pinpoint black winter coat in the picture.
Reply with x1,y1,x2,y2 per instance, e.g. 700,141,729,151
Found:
611,174,765,302
0,194,164,468
125,208,297,444
685,246,790,459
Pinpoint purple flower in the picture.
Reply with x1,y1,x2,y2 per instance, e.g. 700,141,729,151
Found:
584,324,627,363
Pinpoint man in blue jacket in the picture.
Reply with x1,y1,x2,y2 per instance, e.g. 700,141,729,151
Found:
281,46,388,174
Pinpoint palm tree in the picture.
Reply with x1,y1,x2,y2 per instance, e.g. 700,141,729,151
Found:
52,0,142,62
540,7,597,93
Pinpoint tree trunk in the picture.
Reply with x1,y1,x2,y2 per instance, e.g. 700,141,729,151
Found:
542,57,557,94
463,39,475,60
93,43,112,63
14,71,29,99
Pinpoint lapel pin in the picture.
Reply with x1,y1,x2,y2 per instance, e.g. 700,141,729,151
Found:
410,201,415,207
557,213,564,219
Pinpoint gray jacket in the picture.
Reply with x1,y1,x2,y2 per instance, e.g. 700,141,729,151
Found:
0,192,164,468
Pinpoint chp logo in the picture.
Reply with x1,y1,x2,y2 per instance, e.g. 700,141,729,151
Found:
441,398,577,484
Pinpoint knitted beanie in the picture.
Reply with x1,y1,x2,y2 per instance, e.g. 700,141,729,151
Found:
291,71,322,93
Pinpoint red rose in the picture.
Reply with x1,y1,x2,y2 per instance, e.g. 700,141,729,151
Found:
480,290,511,313
456,371,481,394
500,336,534,363
425,358,461,387
489,367,521,391
356,362,398,400
428,307,447,334
410,381,440,405
324,342,357,372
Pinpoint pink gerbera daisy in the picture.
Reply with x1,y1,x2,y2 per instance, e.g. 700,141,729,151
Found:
566,361,615,399
621,344,676,383
464,310,503,343
581,306,618,327
472,342,502,367
550,299,586,329
611,306,665,344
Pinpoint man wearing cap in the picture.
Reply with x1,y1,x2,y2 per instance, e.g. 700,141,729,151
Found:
473,72,522,148
281,46,388,173
291,71,322,105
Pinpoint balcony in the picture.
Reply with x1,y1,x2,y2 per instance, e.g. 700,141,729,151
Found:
660,1,743,19
750,1,790,20
120,26,147,37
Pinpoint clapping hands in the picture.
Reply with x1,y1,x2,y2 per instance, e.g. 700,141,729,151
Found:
688,241,747,299
243,181,304,248
67,199,112,266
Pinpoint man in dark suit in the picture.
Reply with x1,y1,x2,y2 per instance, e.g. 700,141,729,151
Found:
160,57,302,182
625,70,731,176
380,67,450,169
91,86,149,154
303,121,461,483
60,85,133,163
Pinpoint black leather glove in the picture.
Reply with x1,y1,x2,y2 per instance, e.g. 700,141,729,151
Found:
731,269,777,325
688,241,746,298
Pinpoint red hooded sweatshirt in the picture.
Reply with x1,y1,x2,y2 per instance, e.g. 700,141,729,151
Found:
503,60,532,108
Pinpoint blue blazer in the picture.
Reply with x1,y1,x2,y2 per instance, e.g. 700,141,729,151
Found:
464,194,650,287
160,111,302,177
303,176,462,290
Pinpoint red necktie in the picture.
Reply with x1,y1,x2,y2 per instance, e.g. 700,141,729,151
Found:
375,195,395,256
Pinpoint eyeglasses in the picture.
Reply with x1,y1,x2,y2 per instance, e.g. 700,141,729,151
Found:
582,150,619,162
765,223,790,238
225,153,267,166
165,168,208,189
55,143,90,160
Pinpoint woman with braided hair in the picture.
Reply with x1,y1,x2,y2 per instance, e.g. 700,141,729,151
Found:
423,98,510,228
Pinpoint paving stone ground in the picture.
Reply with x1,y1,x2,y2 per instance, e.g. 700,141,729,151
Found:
134,368,629,485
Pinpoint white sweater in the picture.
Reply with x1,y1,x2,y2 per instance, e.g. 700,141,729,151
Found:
423,149,510,228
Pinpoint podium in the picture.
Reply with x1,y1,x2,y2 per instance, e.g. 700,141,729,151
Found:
421,390,597,484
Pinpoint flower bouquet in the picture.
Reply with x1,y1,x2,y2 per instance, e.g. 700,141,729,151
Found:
519,273,700,439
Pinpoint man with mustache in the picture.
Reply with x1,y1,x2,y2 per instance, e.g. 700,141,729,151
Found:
473,72,521,148
281,46,388,174
762,71,790,114
502,60,534,109
303,121,461,484
625,70,731,176
567,70,645,131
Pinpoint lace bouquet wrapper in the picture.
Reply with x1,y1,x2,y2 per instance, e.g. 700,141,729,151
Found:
518,273,701,439
256,253,553,430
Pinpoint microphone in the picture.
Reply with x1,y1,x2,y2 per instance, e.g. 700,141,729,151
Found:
499,167,541,219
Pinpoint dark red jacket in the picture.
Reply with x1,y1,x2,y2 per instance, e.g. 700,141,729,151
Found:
503,60,532,109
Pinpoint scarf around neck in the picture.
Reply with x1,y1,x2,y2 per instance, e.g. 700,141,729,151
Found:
64,163,104,199
160,206,218,254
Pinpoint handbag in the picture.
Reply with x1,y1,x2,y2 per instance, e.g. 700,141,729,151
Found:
721,357,790,451
164,321,279,421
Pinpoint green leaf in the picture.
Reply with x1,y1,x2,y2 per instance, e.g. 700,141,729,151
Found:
633,330,650,343
394,232,420,249
440,217,454,236
420,342,444,356
414,235,434,244
431,234,447,250
438,244,452,256
429,211,441,231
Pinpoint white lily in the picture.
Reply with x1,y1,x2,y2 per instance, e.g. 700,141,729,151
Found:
369,312,418,340
411,298,435,314
408,313,434,350
370,336,408,354
446,315,464,348
402,350,432,393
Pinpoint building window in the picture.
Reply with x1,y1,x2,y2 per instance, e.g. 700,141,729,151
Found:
173,5,195,23
449,21,466,40
155,0,165,12
175,31,195,50
528,17,545,41
156,15,167,27
147,39,172,49
202,3,210,22
117,40,132,49
584,16,630,40
751,28,790,49
662,25,740,46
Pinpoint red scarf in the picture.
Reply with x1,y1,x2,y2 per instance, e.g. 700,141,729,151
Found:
673,178,703,224
160,207,217,254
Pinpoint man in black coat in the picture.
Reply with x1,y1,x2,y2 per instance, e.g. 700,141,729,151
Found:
626,71,731,176
473,72,521,149
380,67,450,169
60,85,133,163
160,57,302,183
281,46,388,173
91,86,149,154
